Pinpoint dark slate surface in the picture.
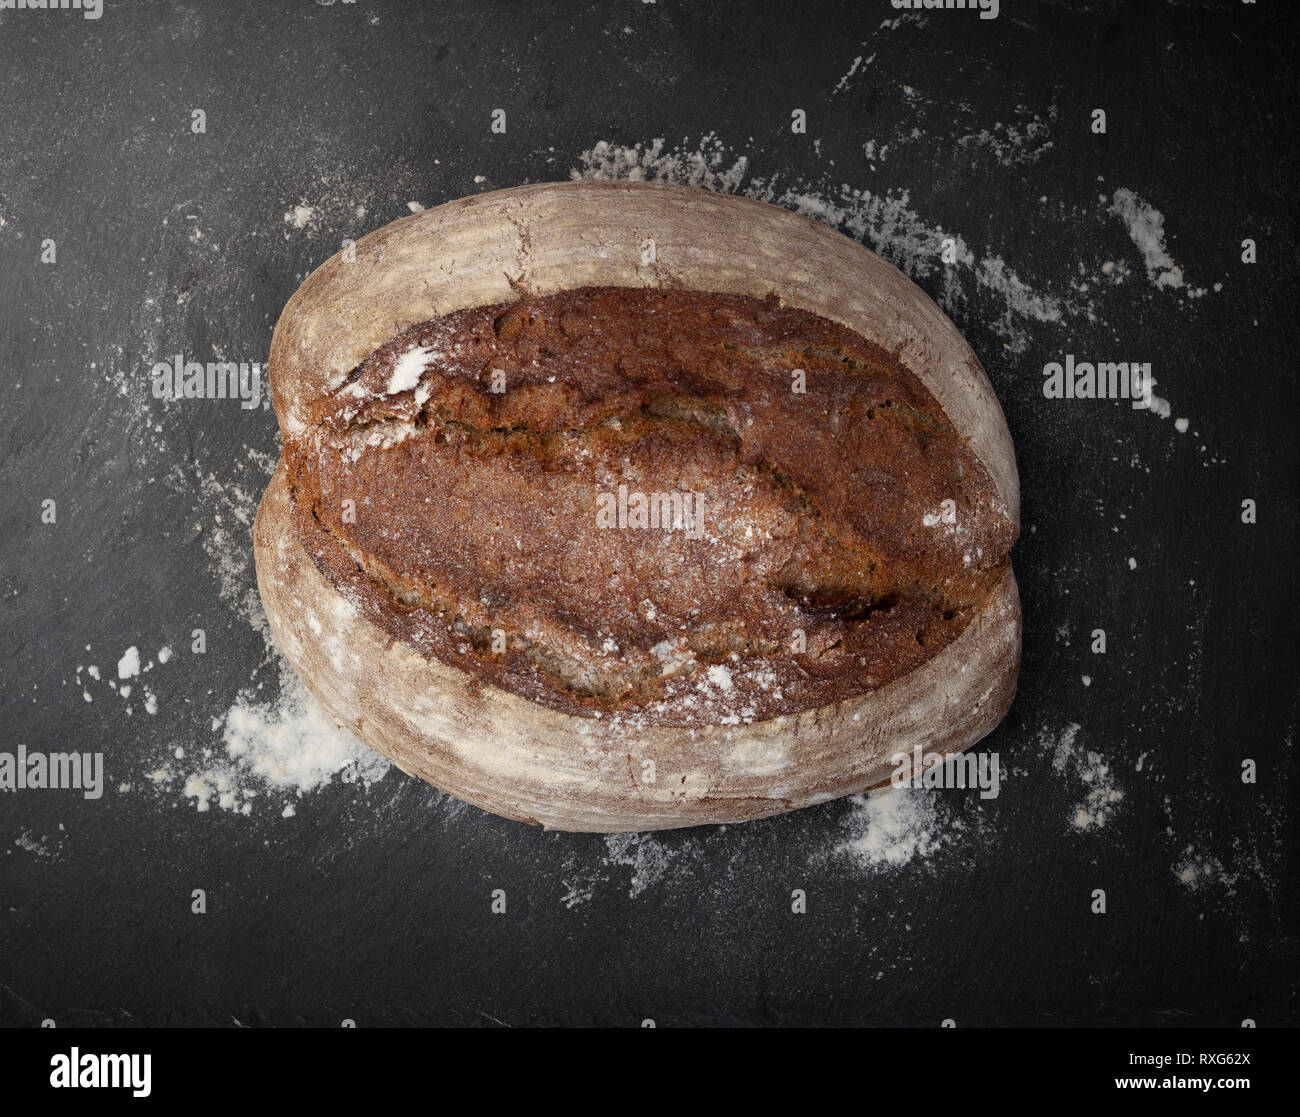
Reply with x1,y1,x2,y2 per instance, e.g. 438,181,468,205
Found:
0,0,1294,1027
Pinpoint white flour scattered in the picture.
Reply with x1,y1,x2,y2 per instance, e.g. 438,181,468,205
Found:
1070,754,1124,831
705,664,734,692
603,832,683,897
1108,187,1209,297
1161,796,1280,942
1142,374,1173,421
1043,723,1125,831
559,831,698,904
117,647,140,679
559,875,596,910
273,172,404,243
188,466,264,636
832,53,874,94
1173,845,1237,895
835,787,949,867
879,13,926,32
165,663,389,814
557,783,968,901
387,345,435,394
957,113,1055,167
223,669,388,794
283,203,316,229
12,829,53,858
576,135,750,194
76,648,161,717
149,461,392,815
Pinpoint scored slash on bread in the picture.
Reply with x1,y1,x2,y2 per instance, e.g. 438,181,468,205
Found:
254,181,1021,832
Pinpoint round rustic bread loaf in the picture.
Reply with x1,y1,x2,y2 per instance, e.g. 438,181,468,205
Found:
253,180,1020,832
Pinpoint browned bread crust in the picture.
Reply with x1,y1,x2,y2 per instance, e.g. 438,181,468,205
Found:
253,181,1021,831
283,286,1015,725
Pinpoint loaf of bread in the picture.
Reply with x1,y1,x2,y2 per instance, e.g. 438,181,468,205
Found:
254,181,1020,831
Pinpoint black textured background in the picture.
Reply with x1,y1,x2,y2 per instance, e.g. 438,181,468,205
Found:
0,0,1295,1027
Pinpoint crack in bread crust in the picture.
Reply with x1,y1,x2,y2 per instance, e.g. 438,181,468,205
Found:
279,286,1017,726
